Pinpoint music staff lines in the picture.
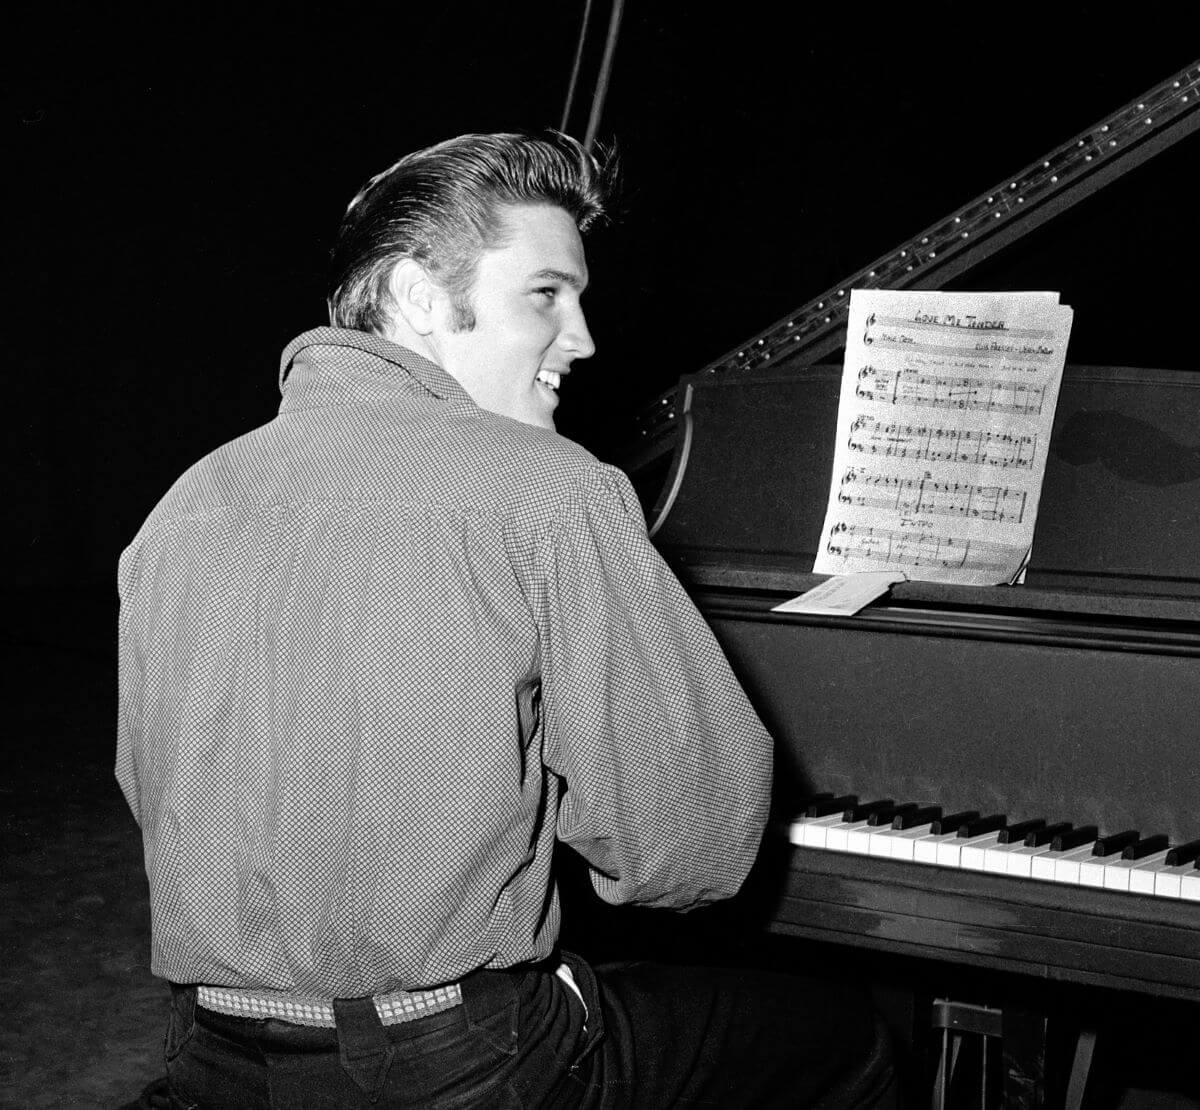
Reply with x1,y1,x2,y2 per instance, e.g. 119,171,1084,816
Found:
825,523,1024,572
848,415,1038,471
856,367,1047,415
838,468,1027,524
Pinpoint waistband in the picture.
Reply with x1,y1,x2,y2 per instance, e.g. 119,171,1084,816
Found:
196,981,462,1028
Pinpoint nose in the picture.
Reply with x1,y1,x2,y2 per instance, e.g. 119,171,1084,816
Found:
559,304,596,361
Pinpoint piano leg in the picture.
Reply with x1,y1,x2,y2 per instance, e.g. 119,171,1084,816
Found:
1063,1027,1098,1110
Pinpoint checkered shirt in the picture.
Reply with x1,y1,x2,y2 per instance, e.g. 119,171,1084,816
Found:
116,327,772,998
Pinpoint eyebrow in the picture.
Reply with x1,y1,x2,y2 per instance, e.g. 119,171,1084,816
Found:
529,268,587,291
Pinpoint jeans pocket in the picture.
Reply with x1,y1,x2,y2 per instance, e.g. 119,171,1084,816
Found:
465,992,519,1059
558,951,605,1070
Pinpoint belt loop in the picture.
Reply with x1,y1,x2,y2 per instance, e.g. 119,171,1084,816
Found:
332,996,395,1103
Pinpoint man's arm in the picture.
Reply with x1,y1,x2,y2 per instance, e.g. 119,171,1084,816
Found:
533,464,773,910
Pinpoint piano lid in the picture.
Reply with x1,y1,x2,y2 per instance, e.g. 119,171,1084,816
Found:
618,60,1200,501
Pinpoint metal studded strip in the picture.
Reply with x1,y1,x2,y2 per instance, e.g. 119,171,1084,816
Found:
625,61,1200,464
196,983,464,1028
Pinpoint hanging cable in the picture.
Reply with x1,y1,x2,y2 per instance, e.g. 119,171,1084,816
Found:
583,0,625,153
560,0,595,135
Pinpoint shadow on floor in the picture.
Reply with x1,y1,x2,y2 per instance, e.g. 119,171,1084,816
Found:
3,599,166,1109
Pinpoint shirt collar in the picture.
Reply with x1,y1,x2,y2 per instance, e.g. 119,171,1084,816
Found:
278,327,479,413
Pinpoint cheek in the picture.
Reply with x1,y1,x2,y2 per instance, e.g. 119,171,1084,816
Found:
498,318,556,364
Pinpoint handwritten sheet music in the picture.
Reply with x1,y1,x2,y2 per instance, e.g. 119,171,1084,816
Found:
813,290,1074,585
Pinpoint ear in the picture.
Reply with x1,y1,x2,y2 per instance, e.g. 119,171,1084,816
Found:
386,258,439,336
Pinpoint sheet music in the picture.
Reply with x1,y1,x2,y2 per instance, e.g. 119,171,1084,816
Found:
814,289,1073,585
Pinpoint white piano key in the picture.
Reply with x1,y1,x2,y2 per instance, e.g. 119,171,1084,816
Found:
1052,844,1099,884
826,820,872,852
1181,870,1200,902
1155,864,1196,899
1005,844,1053,878
792,813,846,848
866,827,909,857
1128,855,1182,895
938,831,1001,868
913,832,959,864
1102,850,1170,892
844,825,876,854
1027,840,1094,883
960,833,1004,871
1079,855,1116,887
982,841,1027,874
886,825,936,861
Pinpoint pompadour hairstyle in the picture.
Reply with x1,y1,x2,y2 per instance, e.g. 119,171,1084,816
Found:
327,131,618,334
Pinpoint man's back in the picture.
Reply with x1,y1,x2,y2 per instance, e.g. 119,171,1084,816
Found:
118,132,893,1106
117,328,771,999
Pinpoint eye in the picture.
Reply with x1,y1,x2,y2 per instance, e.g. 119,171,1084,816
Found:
533,286,558,301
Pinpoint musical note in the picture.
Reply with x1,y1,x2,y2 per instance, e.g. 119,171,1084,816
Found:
837,468,1028,523
824,522,1022,573
854,367,1046,415
847,415,1038,470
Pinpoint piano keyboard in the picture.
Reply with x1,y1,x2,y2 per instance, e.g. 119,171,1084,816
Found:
789,797,1200,902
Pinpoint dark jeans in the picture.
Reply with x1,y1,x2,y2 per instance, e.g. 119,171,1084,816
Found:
164,953,897,1108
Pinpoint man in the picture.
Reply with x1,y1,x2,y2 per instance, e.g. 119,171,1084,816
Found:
118,131,895,1107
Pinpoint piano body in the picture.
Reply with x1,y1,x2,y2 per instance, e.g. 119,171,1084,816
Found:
619,61,1200,1105
653,360,1199,989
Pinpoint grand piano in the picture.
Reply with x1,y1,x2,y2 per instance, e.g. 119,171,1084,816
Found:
616,60,1200,1107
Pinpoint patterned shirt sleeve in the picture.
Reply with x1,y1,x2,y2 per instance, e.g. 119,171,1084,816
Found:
533,463,773,910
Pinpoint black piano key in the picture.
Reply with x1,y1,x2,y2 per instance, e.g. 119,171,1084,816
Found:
1122,834,1169,860
892,805,942,830
867,802,918,826
806,794,857,818
1091,829,1140,857
842,799,895,822
998,819,1045,844
1051,825,1099,852
957,813,1006,838
930,810,980,835
1164,838,1200,867
1025,822,1072,847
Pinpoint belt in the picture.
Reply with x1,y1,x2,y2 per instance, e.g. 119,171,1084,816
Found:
196,982,463,1029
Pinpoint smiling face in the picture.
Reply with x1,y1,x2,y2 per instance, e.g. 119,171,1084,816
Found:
424,203,595,430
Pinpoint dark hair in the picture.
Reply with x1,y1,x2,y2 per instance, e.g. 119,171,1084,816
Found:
327,131,618,334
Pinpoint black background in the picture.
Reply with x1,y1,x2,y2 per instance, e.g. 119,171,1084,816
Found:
9,4,1197,608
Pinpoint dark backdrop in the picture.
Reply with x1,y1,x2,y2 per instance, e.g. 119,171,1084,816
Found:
9,4,1196,649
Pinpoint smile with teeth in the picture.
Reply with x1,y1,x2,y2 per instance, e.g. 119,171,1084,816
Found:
535,369,562,392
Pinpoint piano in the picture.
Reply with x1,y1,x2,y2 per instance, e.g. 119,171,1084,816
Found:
617,61,1200,1106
